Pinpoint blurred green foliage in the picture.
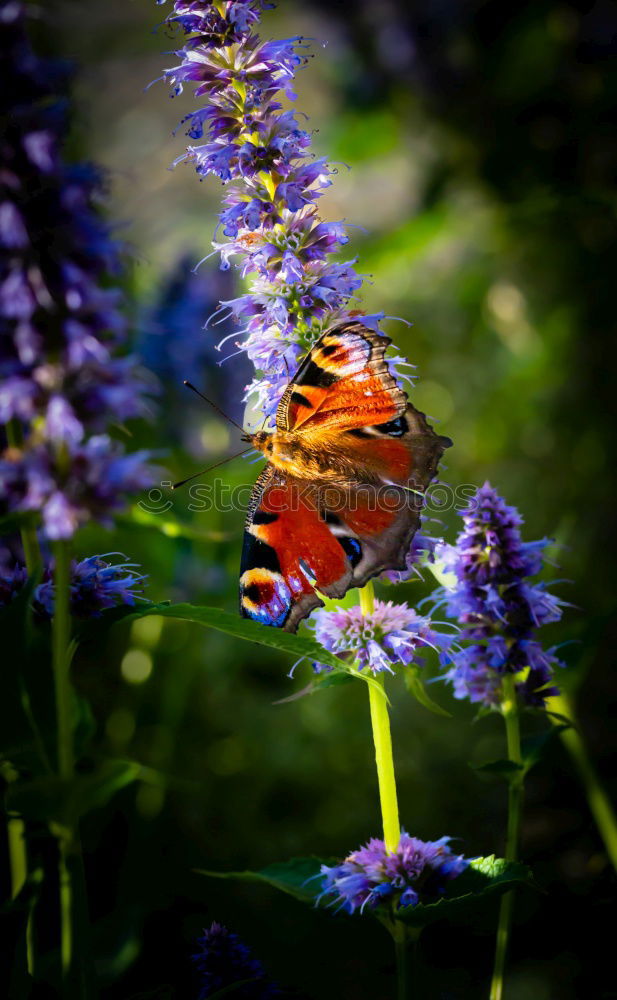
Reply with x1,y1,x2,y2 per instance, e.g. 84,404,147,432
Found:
8,1,614,997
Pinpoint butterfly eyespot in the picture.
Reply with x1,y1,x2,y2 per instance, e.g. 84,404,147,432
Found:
339,536,363,568
241,325,449,631
375,416,408,437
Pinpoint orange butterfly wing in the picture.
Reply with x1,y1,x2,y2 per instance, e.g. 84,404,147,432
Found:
276,321,407,433
240,323,450,631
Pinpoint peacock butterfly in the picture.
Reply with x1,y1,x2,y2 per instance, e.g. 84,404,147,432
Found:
239,322,451,631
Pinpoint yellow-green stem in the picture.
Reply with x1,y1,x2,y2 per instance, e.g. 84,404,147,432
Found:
547,691,617,872
359,581,408,997
360,582,401,853
7,814,27,898
489,675,523,1000
5,419,42,574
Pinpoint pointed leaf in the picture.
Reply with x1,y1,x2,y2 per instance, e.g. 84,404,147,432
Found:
521,725,570,774
404,671,451,717
197,857,328,904
395,855,533,929
470,759,525,780
122,603,347,672
7,759,143,824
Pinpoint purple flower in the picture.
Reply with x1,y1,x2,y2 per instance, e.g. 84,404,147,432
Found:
193,922,279,1000
0,3,153,540
0,437,154,540
434,483,565,707
0,550,146,619
319,831,468,914
154,0,407,421
139,253,249,452
312,599,454,675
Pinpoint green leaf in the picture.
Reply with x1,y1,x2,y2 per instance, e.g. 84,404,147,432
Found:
122,603,346,672
315,671,355,691
1,869,42,1000
470,758,525,779
0,576,55,774
521,725,570,775
7,759,143,824
119,506,226,542
197,855,533,931
395,855,533,929
197,856,327,905
404,669,451,717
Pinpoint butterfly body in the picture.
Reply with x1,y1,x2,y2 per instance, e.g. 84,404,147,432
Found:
240,323,451,632
248,426,409,483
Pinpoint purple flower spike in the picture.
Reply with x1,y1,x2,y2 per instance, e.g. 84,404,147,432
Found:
0,3,153,539
193,922,280,1000
435,483,566,707
154,0,408,418
319,831,468,914
312,599,454,675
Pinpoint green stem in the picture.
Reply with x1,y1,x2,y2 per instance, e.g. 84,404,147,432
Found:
393,923,409,1000
5,419,42,574
52,541,74,982
547,692,617,872
360,582,401,853
52,542,73,781
489,675,523,1000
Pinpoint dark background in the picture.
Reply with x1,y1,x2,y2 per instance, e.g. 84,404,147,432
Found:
18,1,617,996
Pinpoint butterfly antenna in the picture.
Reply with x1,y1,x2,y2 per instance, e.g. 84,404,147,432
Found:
171,447,253,490
183,380,245,433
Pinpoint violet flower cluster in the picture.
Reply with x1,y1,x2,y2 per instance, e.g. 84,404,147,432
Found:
0,550,146,619
312,599,453,676
0,1,152,540
319,832,468,913
435,482,565,707
140,253,249,453
156,0,399,419
193,922,279,1000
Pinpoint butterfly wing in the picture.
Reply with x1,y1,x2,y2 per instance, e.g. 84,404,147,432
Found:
240,472,430,632
276,322,407,433
240,467,354,630
241,322,450,631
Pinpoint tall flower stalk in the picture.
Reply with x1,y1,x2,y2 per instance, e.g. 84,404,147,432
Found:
433,483,565,999
154,5,461,996
1,2,153,989
312,578,456,998
155,0,399,416
359,581,408,999
360,581,401,854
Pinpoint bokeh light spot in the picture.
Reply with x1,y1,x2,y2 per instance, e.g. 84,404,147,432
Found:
121,649,153,685
130,616,164,649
